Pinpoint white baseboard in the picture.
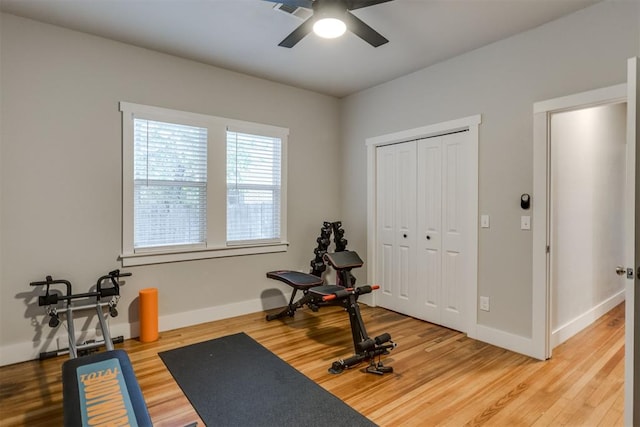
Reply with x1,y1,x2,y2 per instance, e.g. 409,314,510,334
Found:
473,290,625,360
8,289,617,366
551,290,624,349
475,324,537,359
0,292,289,367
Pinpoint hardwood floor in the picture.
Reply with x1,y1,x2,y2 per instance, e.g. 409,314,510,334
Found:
0,302,624,426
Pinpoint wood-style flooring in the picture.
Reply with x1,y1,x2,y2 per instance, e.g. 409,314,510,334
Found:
0,302,625,426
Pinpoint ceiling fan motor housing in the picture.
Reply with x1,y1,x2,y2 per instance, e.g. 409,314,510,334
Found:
268,0,392,48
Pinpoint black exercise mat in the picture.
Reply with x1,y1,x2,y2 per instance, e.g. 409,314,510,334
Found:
159,332,376,427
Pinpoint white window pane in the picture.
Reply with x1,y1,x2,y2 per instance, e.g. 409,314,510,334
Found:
227,131,281,242
134,119,207,249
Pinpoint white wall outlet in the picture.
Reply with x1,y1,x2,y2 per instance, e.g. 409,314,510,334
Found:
480,296,490,312
481,214,490,228
521,215,531,230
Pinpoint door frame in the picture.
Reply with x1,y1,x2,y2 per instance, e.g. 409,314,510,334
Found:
626,56,639,427
365,114,481,338
532,83,627,360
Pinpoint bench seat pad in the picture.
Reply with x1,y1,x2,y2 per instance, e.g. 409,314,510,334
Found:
266,270,323,289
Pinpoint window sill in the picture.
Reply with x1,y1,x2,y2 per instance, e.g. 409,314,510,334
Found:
120,242,289,267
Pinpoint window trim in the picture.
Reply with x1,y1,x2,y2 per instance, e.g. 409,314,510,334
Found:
120,102,288,266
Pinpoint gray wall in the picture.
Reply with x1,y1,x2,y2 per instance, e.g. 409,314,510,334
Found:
1,0,639,363
0,14,341,363
340,0,639,338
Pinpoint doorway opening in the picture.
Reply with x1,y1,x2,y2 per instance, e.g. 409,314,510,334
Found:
549,102,627,348
532,84,627,359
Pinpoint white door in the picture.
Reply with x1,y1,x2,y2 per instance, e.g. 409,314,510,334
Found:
376,142,417,315
624,56,639,427
377,131,470,331
416,132,469,331
416,136,442,322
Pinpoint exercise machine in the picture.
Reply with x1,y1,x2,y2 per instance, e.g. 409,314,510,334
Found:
31,270,128,359
30,270,152,426
267,249,396,375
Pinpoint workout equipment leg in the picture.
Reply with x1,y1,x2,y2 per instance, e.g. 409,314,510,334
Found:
328,294,396,375
312,281,396,375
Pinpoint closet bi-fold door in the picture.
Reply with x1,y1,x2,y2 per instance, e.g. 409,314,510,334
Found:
416,136,442,324
416,132,467,332
376,132,468,332
375,141,417,316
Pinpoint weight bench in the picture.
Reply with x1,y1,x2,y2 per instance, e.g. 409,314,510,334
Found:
62,349,152,427
267,250,396,374
265,271,324,320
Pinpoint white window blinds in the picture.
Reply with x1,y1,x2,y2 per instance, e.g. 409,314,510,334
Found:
134,118,208,249
226,131,282,243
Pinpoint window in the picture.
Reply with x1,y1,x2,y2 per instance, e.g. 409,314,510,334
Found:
134,119,208,249
226,131,281,243
120,102,288,266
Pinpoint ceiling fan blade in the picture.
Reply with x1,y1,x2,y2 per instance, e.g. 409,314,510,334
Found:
343,11,388,47
347,0,393,11
278,16,315,48
263,0,314,9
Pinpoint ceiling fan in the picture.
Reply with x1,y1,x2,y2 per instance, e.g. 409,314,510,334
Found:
265,0,393,48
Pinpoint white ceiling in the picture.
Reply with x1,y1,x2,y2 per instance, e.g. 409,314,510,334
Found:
0,0,600,98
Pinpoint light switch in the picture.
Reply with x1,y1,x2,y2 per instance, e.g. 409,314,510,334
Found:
521,215,531,230
481,215,490,228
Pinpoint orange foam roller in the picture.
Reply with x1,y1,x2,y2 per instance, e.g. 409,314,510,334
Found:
139,288,159,343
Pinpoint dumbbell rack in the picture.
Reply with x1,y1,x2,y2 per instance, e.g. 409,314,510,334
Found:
309,221,349,278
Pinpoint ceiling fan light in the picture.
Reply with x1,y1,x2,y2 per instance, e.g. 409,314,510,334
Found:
313,18,347,39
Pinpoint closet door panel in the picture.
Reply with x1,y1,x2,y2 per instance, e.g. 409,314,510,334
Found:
394,142,417,315
440,132,468,331
375,142,416,315
376,144,397,311
417,137,442,322
398,245,412,300
421,247,441,317
442,251,462,327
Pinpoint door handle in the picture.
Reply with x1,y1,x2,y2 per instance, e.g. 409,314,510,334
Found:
616,266,634,279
